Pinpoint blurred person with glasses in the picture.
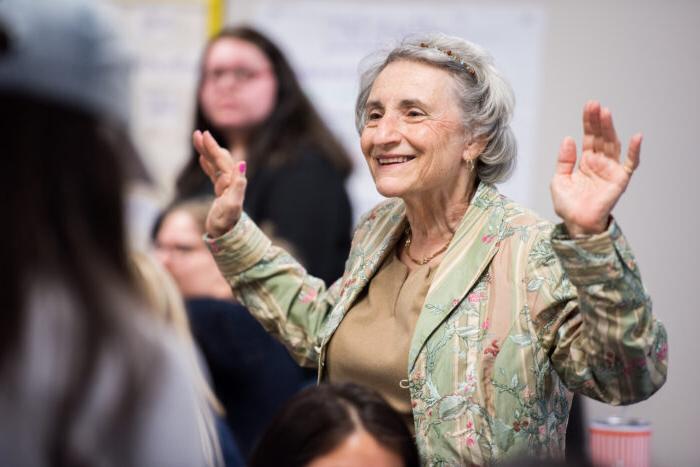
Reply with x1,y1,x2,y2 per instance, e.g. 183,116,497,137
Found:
152,197,315,458
175,26,353,287
154,198,233,300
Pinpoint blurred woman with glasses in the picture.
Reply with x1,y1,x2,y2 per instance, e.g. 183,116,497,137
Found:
175,26,353,286
152,197,315,458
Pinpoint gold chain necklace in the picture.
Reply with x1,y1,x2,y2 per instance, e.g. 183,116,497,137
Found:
403,226,453,266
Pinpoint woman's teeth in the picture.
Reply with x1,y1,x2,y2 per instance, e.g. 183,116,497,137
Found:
378,156,413,165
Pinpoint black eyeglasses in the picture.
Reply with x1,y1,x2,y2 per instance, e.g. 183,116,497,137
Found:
203,66,270,85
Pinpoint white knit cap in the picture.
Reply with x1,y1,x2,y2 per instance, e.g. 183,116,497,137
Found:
0,0,131,124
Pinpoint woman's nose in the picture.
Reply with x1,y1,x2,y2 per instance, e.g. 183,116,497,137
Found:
373,115,402,146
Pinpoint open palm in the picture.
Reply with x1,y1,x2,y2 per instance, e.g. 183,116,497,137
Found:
194,130,248,238
551,101,642,237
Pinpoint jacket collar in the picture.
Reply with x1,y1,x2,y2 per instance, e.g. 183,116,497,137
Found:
408,182,505,371
319,183,505,367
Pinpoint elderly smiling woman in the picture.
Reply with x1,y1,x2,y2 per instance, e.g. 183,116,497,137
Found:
194,33,668,465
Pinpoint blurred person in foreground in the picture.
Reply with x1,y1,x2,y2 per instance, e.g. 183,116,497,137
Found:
0,0,219,465
194,32,668,465
175,25,353,286
249,383,420,467
153,198,314,457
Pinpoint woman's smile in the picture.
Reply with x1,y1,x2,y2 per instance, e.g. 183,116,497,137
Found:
374,155,416,166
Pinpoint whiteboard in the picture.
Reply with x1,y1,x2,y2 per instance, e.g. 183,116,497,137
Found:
249,2,546,222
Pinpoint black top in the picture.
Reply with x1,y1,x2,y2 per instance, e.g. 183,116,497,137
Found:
186,298,316,459
180,150,352,285
244,151,352,285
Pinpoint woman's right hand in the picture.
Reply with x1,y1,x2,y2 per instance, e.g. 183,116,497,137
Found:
193,130,247,238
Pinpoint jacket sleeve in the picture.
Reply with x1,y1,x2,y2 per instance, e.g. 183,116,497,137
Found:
526,220,668,405
205,213,343,368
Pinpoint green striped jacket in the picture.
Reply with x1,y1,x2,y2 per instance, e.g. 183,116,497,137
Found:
207,182,667,466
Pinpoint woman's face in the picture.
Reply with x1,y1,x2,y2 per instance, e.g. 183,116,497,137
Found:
199,37,278,133
154,209,230,299
306,430,403,467
360,60,475,200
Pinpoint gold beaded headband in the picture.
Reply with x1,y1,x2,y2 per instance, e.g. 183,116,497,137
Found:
419,42,477,78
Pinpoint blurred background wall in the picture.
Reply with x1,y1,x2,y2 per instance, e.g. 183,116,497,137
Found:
119,0,699,463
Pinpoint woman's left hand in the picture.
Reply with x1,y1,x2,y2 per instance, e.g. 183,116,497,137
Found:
551,100,642,237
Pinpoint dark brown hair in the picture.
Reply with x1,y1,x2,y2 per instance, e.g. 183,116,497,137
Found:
175,25,353,200
249,383,420,467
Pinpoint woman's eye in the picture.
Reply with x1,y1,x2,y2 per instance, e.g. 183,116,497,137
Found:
367,111,382,120
407,109,425,117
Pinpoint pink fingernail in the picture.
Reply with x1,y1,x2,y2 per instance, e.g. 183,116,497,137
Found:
238,161,247,174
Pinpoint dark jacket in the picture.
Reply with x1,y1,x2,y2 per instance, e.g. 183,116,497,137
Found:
185,298,315,459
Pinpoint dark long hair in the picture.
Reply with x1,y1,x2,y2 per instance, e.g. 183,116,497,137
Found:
0,92,155,466
175,25,353,199
249,383,420,467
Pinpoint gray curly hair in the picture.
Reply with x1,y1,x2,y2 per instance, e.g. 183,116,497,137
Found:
355,33,517,184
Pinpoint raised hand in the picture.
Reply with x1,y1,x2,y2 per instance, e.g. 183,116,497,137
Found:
193,130,247,238
550,101,641,237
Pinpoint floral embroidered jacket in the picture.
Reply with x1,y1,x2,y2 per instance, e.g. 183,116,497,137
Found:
206,182,668,466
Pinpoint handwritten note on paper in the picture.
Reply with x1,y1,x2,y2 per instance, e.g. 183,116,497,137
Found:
251,2,545,222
